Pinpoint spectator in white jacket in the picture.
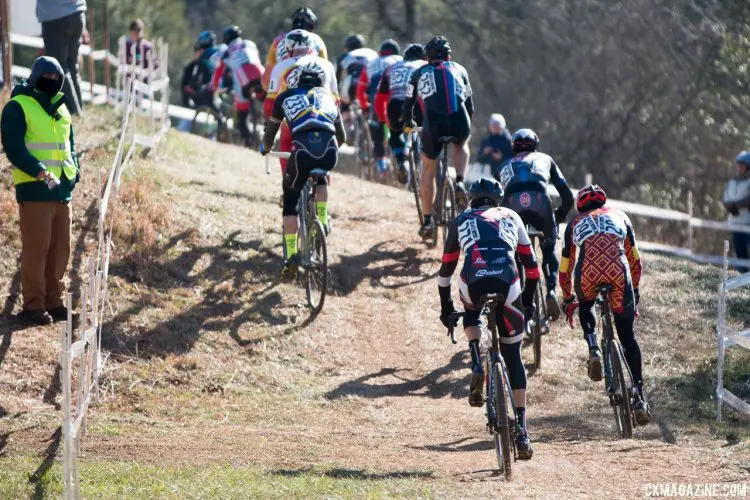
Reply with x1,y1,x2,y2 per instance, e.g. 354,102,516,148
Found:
723,151,750,272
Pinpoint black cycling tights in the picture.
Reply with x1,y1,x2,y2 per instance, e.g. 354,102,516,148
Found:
541,239,558,290
579,301,643,392
237,110,250,144
499,341,527,392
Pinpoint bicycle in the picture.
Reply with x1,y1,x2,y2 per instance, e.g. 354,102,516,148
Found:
447,294,521,479
517,226,550,371
351,102,373,180
596,285,637,438
433,141,459,247
190,92,232,143
405,126,424,225
265,151,329,313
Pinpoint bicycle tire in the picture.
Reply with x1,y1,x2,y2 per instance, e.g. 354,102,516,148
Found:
493,360,513,478
191,106,224,141
409,146,424,225
363,122,374,180
305,219,328,313
533,284,543,370
246,99,260,149
611,340,634,438
441,175,457,245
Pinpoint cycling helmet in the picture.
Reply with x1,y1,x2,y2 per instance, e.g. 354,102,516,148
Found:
297,67,324,88
222,25,241,45
468,178,504,208
403,43,425,61
511,128,539,155
425,35,451,61
379,38,400,56
291,7,317,30
195,31,216,50
345,34,366,51
736,151,750,167
576,184,607,212
284,29,314,57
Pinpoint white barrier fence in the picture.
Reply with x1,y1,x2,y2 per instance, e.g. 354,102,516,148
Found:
57,38,170,499
715,240,750,422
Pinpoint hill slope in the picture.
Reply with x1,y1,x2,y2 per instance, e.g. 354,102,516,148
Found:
0,124,748,498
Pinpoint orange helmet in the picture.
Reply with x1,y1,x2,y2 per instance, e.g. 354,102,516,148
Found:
576,184,607,212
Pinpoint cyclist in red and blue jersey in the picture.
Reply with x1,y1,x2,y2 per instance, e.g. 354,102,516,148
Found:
356,39,402,177
402,35,473,239
375,43,427,184
261,69,346,280
497,129,574,320
438,178,538,460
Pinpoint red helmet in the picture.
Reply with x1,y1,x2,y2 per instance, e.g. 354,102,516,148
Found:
576,184,607,212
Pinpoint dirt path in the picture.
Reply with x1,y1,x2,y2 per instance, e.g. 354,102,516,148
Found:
2,130,748,497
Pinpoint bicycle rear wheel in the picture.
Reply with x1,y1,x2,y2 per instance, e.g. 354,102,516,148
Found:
609,339,634,438
441,171,457,245
305,219,328,313
532,284,543,370
409,140,424,225
492,360,513,478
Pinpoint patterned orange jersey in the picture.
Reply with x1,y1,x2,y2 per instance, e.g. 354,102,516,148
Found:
560,206,642,314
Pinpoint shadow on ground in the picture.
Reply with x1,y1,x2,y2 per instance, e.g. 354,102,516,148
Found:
269,467,435,480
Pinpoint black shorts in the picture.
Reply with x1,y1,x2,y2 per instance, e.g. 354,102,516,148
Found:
503,190,558,242
458,276,525,343
387,99,423,133
421,110,471,160
283,130,338,192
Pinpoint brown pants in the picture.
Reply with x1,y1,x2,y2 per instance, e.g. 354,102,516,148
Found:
19,201,72,311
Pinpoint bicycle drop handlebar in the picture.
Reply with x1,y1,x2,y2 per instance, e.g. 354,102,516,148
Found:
263,151,292,175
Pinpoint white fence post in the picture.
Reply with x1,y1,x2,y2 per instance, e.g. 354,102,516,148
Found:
687,191,694,255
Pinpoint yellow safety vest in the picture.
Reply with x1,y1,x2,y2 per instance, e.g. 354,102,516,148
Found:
11,93,77,186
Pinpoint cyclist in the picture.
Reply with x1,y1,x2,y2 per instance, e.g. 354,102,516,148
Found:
260,69,346,280
210,26,265,147
559,185,651,425
438,178,538,459
265,30,338,174
375,43,427,184
262,7,327,92
336,34,377,118
355,39,402,177
402,35,473,240
181,31,221,110
497,128,574,320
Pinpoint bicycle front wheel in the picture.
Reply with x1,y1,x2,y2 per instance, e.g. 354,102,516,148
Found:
609,340,634,438
305,219,328,314
492,361,513,479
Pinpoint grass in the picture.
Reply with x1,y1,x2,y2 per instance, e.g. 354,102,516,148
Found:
0,457,444,499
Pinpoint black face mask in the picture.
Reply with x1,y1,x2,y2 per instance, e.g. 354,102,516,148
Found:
35,77,63,96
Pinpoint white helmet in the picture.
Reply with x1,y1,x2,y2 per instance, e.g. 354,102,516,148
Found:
284,29,314,58
489,113,506,130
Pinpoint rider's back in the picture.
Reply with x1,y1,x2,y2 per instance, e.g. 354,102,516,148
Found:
409,60,472,116
498,152,558,194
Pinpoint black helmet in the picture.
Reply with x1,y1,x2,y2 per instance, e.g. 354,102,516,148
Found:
403,43,425,61
511,128,539,155
297,68,324,88
345,34,366,51
195,30,216,51
379,38,400,56
468,178,504,208
222,25,241,45
291,7,317,30
425,35,451,60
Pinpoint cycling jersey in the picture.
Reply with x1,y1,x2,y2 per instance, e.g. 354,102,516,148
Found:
336,48,378,105
439,206,540,337
187,47,220,91
356,54,402,111
265,31,328,68
266,55,338,104
497,152,569,196
403,60,473,117
560,206,642,313
270,86,340,136
378,59,426,103
210,39,264,111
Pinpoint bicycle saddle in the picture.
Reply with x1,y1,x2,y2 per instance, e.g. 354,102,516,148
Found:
309,168,329,178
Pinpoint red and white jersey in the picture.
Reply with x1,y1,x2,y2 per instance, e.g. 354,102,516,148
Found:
211,38,264,90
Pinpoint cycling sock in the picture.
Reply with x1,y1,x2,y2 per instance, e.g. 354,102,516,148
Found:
516,406,527,431
283,233,298,260
423,214,433,225
586,333,598,351
315,201,328,226
468,339,482,373
455,174,464,184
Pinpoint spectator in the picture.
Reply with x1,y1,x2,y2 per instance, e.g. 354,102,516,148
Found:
723,151,750,272
477,113,513,178
0,56,80,325
36,0,88,115
125,19,156,71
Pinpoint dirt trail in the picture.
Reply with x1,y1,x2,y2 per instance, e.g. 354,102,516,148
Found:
2,130,748,497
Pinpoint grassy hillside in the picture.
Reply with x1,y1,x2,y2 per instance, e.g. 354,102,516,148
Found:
0,110,748,498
